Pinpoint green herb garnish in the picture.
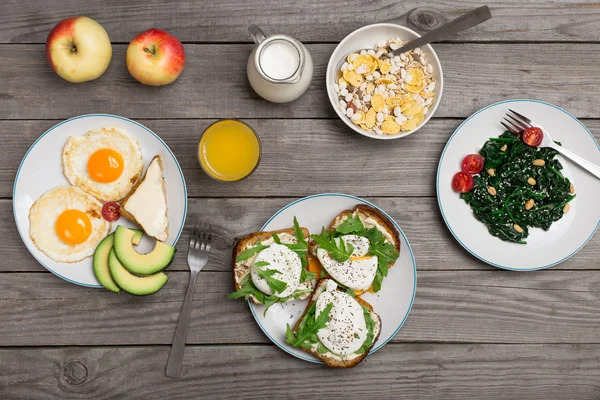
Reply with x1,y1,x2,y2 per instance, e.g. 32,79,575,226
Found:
355,305,376,355
311,228,354,262
235,241,268,262
461,130,575,244
286,302,334,349
335,214,365,235
253,261,288,294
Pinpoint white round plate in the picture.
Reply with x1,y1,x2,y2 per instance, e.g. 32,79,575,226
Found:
13,114,187,287
437,100,600,270
249,193,417,363
326,23,444,140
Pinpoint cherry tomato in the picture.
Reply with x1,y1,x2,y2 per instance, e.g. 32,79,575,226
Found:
101,202,121,222
522,127,543,147
452,172,474,193
461,154,484,175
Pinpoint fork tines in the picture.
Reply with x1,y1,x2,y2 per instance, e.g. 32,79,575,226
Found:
189,223,212,252
502,109,533,134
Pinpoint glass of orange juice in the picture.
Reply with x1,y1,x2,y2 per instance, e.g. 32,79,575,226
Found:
198,119,261,182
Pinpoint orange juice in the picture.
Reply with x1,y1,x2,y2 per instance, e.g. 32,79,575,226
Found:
198,120,261,181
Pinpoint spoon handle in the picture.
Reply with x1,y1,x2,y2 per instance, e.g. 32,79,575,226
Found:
391,6,492,55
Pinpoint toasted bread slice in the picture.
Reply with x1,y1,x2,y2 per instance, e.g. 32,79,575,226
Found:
232,228,313,304
120,156,168,242
291,278,382,368
308,204,401,270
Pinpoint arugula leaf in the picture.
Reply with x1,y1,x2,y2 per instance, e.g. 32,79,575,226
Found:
292,216,305,242
311,228,355,262
235,242,268,262
317,343,329,354
253,261,288,294
335,214,365,235
320,267,328,279
369,242,398,266
372,269,384,293
345,287,356,298
300,268,316,282
286,302,333,348
364,227,385,246
355,305,376,355
227,274,266,303
271,233,281,244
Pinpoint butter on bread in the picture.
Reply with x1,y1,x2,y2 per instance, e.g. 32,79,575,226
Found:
232,228,313,304
291,278,382,368
120,155,169,242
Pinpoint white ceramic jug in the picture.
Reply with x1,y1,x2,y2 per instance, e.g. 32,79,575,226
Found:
246,25,313,103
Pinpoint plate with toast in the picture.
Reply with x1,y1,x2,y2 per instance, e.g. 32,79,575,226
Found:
229,194,416,367
14,114,187,287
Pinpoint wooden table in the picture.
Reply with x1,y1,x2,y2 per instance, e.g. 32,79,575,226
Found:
1,1,600,398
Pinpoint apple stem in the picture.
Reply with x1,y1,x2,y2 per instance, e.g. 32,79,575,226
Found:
143,45,156,55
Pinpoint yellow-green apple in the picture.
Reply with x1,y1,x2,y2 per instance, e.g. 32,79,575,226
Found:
46,16,112,83
126,28,185,86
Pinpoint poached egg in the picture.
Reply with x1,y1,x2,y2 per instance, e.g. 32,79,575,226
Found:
316,234,378,290
250,243,302,298
316,280,367,356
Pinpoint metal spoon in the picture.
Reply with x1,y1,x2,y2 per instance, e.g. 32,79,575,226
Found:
335,5,492,76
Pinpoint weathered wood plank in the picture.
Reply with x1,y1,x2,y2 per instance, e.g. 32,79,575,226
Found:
4,119,600,199
4,197,599,273
1,344,600,399
3,43,600,119
2,270,600,346
1,0,600,43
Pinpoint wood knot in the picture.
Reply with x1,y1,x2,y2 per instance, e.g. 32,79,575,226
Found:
408,7,447,31
61,361,88,385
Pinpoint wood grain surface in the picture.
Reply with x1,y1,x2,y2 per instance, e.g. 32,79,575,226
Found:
2,270,600,346
1,0,600,43
2,1,600,398
3,43,600,119
1,344,600,399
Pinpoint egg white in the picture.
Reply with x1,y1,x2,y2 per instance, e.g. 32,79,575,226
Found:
29,186,111,263
62,126,143,202
316,280,367,356
316,235,378,290
250,243,302,298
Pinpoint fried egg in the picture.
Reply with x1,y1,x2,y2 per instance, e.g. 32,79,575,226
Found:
29,186,111,263
63,126,143,202
316,235,378,290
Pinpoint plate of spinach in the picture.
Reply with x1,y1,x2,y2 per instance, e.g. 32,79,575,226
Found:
437,100,600,271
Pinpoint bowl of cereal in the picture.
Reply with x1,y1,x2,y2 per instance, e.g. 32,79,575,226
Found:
326,24,443,140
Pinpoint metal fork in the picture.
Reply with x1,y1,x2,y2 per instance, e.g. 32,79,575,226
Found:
502,109,600,179
166,223,212,378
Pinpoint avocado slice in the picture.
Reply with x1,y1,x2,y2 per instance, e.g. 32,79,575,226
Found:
113,225,176,275
108,249,168,295
93,229,143,292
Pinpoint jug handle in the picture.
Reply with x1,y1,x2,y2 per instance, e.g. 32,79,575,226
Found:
248,25,266,44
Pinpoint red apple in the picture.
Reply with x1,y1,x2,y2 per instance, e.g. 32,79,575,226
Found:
126,28,185,86
46,16,112,83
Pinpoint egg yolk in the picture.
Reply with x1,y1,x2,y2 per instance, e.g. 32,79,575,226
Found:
87,148,124,183
55,209,92,245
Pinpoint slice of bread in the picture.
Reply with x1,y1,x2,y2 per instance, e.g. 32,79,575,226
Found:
308,204,401,270
120,155,169,242
232,228,313,304
291,278,382,368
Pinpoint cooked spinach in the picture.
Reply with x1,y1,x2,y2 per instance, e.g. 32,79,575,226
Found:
460,131,575,244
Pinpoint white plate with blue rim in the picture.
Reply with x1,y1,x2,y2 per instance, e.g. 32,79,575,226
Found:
437,100,600,270
248,193,416,363
13,114,187,287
